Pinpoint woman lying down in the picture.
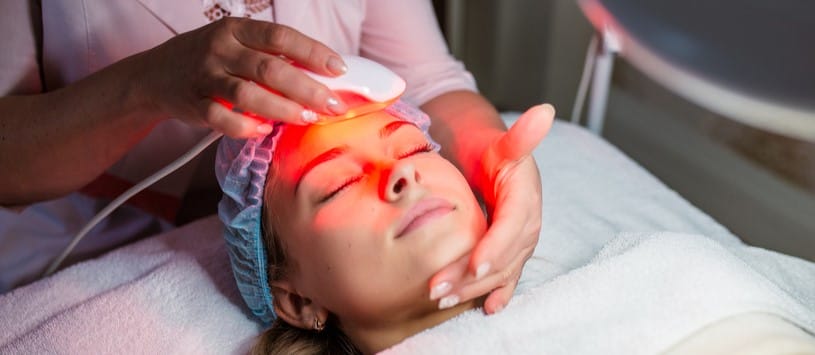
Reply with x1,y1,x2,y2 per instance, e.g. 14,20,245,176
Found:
216,101,815,354
216,100,552,354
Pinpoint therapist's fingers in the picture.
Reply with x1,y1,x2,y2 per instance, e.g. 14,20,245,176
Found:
429,249,526,313
198,98,272,138
208,75,313,126
429,252,470,301
457,254,527,314
225,51,346,117
481,278,518,314
232,21,347,76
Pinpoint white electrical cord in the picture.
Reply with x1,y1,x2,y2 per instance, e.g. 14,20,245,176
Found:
43,130,224,277
571,35,599,124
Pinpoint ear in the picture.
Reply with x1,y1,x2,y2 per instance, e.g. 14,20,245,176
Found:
270,279,330,330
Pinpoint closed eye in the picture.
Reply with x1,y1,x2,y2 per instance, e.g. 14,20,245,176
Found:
397,143,434,159
317,142,431,203
320,175,363,203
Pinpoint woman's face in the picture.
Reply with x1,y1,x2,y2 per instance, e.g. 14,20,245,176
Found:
267,111,486,325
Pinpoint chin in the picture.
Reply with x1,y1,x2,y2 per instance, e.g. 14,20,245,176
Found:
420,223,480,273
402,197,486,274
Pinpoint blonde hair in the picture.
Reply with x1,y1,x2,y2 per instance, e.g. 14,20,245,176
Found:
253,181,361,355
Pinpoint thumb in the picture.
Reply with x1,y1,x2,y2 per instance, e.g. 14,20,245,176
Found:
495,104,555,162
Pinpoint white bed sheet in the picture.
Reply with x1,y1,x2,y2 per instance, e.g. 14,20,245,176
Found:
1,119,809,354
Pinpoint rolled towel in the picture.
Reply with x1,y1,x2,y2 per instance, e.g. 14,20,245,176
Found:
383,232,815,354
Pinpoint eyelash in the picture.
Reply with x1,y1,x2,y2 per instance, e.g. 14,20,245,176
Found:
397,143,434,159
321,175,363,203
319,143,433,203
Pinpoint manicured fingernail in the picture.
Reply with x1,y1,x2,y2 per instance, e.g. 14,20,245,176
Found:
327,96,347,115
476,263,491,280
257,124,274,134
327,56,348,75
429,281,452,300
493,303,504,314
301,109,318,123
438,295,460,309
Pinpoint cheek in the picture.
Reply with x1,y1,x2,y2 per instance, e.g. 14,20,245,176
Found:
405,160,487,272
298,198,418,316
423,159,484,223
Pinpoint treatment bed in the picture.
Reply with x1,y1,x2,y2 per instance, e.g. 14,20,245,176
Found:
1,117,813,354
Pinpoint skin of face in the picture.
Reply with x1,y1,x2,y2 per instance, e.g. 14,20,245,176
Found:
267,110,487,330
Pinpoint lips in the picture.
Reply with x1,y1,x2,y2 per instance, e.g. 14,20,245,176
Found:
394,197,455,239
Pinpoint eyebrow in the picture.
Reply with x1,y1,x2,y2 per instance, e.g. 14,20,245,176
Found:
294,121,417,195
379,120,414,139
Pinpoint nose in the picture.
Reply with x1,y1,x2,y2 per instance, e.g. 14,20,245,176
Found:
383,161,421,202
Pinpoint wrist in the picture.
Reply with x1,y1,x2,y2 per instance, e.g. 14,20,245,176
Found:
118,51,170,127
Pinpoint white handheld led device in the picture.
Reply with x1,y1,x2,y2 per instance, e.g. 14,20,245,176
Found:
306,55,406,102
44,55,406,276
304,55,406,123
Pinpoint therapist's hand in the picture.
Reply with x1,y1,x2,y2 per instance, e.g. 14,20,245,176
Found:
139,18,348,138
429,104,554,314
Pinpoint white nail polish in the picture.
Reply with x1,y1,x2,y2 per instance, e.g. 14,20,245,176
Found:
476,262,491,280
301,109,318,123
429,281,452,300
438,295,459,310
326,97,346,115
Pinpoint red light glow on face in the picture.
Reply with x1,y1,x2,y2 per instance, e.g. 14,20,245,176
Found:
264,111,486,325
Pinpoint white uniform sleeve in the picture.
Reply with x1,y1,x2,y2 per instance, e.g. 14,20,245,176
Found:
0,1,43,95
359,0,477,106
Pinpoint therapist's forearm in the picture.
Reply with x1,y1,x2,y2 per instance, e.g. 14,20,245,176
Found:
421,90,506,185
0,53,163,206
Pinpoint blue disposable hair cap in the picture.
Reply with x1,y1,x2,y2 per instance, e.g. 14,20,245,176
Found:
215,100,439,324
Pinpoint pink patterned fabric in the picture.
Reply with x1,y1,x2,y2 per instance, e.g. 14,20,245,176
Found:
203,0,272,21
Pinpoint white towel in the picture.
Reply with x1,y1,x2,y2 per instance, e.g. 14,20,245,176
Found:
384,232,815,354
1,121,812,354
0,216,261,354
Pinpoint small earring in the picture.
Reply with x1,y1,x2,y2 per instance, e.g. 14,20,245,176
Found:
313,317,325,332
